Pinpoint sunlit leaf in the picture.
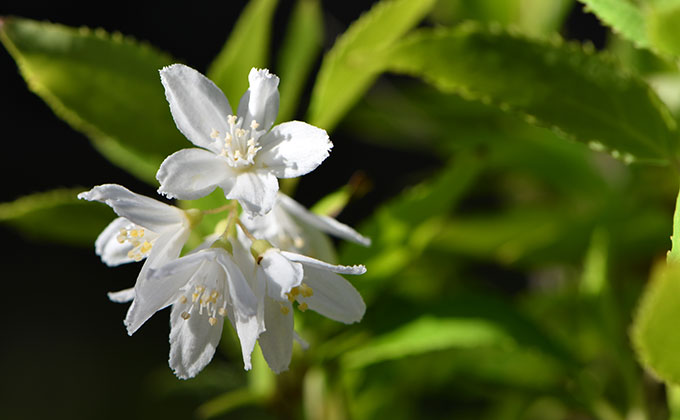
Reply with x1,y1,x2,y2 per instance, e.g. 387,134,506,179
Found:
387,25,679,164
276,0,323,122
647,2,680,57
0,18,183,183
0,188,112,245
578,0,650,48
632,262,680,384
207,0,278,103
308,0,436,131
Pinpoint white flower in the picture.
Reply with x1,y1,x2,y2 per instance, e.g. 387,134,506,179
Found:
249,241,366,373
78,184,201,334
156,64,332,216
241,193,371,260
146,242,259,378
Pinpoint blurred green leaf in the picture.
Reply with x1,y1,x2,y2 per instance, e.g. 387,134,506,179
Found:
647,3,680,57
207,0,278,103
668,185,680,263
308,0,436,132
276,0,323,122
0,18,183,183
342,316,514,369
432,0,572,36
632,262,680,385
0,188,112,245
341,152,482,289
387,25,679,164
578,0,650,48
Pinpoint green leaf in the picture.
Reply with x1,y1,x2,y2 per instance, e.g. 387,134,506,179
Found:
308,0,436,132
668,185,680,263
0,18,184,183
387,25,679,164
648,3,680,57
276,0,324,122
207,0,279,104
0,188,113,245
578,0,650,48
341,316,514,369
632,262,680,384
340,152,482,290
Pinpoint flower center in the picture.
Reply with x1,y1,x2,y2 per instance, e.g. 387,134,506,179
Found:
117,227,155,262
211,115,262,168
284,282,314,313
177,284,228,327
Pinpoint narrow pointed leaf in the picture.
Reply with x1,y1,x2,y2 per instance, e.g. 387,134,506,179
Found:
0,188,113,245
387,25,679,164
308,0,436,131
276,0,323,122
0,18,184,183
207,0,278,103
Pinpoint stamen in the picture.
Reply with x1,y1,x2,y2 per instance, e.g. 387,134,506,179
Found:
218,307,228,317
280,303,290,315
250,120,259,130
298,302,308,312
210,129,220,138
181,311,191,320
179,295,188,304
300,283,314,298
208,317,218,326
227,115,237,126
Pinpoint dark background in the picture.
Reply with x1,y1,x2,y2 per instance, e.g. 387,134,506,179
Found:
0,1,603,419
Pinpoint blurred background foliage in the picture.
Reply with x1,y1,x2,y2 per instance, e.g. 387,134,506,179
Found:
4,0,680,419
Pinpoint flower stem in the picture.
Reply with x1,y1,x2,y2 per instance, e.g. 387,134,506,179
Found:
236,219,258,242
203,201,238,215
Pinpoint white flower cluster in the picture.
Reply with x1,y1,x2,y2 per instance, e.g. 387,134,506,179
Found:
78,65,369,378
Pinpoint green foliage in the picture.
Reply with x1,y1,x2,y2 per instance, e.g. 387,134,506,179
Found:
578,0,650,48
0,18,182,183
632,263,680,385
0,188,112,245
342,316,514,369
276,0,323,122
308,0,436,131
207,0,279,104
387,24,680,164
647,3,680,56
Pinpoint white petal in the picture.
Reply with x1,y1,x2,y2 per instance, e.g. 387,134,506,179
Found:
257,121,332,178
234,312,262,370
278,193,371,246
95,217,135,266
123,230,196,335
78,184,184,232
160,64,232,153
157,148,235,200
260,249,304,300
226,170,278,216
108,287,135,303
169,302,224,379
237,68,280,132
214,250,258,318
258,298,293,374
279,251,366,275
302,267,366,324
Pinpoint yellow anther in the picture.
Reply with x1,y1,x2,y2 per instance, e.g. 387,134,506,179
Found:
250,120,259,130
227,115,237,125
218,307,228,317
210,128,220,138
298,302,308,312
116,233,127,244
196,286,205,293
208,317,218,326
134,254,143,262
300,284,314,298
179,295,187,304
192,293,199,302
181,311,191,320
140,241,152,254
280,304,290,315
130,229,139,238
236,128,246,137
289,287,300,297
